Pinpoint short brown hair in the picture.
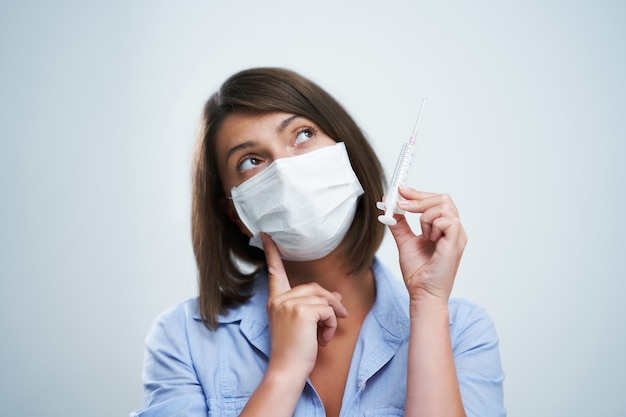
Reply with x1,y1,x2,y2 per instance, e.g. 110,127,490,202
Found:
192,67,386,328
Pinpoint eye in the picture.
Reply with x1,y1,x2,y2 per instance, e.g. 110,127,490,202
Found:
294,128,315,145
237,156,263,172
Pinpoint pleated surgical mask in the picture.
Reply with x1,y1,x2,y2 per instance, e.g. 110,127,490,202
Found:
230,142,364,261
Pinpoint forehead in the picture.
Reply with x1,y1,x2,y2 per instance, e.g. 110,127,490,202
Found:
215,111,294,153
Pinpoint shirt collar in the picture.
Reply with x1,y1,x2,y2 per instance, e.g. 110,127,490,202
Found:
192,257,451,328
193,258,411,325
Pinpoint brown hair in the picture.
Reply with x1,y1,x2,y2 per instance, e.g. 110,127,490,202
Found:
192,67,386,328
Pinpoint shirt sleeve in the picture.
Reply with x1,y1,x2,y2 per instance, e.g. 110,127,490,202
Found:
130,304,208,417
450,299,507,417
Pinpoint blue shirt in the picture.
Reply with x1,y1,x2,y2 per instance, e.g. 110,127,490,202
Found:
131,259,506,416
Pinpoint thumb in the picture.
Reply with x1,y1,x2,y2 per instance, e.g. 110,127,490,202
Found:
388,215,415,248
261,233,291,297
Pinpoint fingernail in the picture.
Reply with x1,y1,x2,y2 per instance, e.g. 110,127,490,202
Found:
397,200,408,209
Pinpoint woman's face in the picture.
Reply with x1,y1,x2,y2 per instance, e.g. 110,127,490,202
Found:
215,111,337,195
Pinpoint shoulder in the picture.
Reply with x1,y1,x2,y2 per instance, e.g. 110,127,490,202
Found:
448,298,496,327
145,297,203,347
152,297,200,327
447,299,506,415
447,298,501,353
448,298,489,321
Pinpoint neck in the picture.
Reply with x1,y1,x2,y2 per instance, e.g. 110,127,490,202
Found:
281,253,376,314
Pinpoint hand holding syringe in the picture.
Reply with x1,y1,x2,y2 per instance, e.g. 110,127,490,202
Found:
377,98,427,225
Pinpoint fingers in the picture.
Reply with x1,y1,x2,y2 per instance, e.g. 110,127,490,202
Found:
387,211,416,246
261,233,291,296
263,232,348,353
267,283,348,372
385,186,467,301
396,186,459,217
270,285,349,320
394,186,461,242
317,305,339,345
262,232,347,317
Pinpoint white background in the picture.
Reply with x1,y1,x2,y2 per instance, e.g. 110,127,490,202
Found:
1,1,624,416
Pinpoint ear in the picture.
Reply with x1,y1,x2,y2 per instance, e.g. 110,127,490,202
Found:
219,197,252,237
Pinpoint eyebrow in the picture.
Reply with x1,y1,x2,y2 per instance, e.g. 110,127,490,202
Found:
225,115,302,165
277,114,301,134
225,141,256,165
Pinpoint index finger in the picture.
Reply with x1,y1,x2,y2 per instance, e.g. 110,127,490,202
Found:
261,233,291,296
397,186,435,208
397,186,458,216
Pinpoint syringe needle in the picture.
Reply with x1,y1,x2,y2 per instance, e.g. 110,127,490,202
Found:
409,98,427,145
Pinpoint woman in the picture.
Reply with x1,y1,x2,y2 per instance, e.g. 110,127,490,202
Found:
131,68,505,417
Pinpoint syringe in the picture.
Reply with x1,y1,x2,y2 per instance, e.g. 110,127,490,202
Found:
376,98,427,225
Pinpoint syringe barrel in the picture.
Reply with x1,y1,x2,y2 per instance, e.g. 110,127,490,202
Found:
389,143,415,189
377,143,416,225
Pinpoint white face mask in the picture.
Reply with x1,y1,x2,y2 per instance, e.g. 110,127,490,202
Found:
230,142,364,261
